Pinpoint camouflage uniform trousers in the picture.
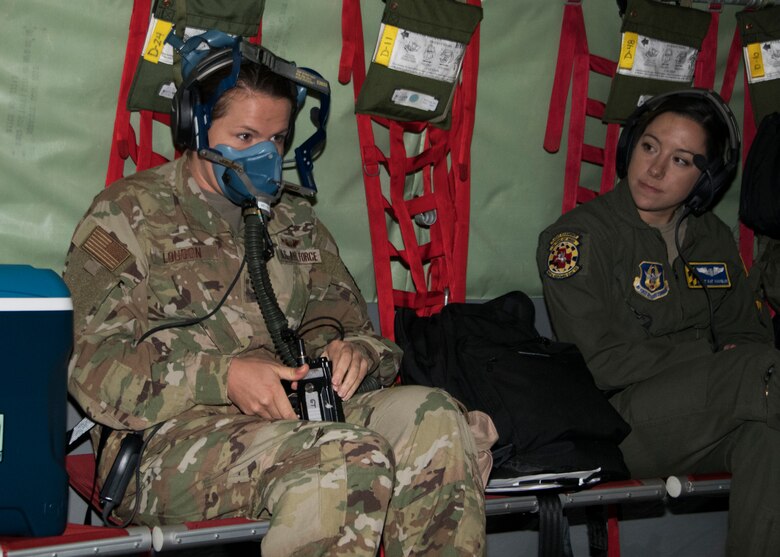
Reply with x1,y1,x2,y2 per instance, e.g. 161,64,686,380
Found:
117,385,486,556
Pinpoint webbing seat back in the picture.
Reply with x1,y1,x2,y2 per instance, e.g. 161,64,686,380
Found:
719,9,759,268
339,0,481,340
105,0,171,187
544,1,621,213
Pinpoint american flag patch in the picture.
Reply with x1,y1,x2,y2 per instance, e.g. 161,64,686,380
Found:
81,226,131,272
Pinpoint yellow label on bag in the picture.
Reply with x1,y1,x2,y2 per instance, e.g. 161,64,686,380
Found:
143,18,173,64
746,43,766,80
619,32,639,70
374,24,399,67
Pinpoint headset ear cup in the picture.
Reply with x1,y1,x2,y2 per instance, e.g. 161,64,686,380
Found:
616,126,632,179
171,47,237,152
172,86,197,151
685,159,727,215
615,103,648,180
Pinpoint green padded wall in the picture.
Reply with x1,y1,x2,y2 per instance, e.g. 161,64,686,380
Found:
0,1,747,300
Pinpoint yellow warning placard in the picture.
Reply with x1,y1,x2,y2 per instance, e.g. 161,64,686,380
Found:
143,18,173,64
619,32,638,70
374,24,399,67
746,43,766,80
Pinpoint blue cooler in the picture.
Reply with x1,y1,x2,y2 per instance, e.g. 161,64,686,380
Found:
0,265,72,536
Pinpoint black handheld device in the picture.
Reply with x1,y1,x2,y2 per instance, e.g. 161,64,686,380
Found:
297,357,345,422
287,354,345,423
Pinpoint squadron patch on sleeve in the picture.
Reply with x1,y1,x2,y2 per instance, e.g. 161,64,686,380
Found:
633,261,669,300
546,232,581,279
685,262,731,289
80,225,131,272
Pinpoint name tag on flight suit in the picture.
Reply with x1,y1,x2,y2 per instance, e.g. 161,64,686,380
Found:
685,262,731,288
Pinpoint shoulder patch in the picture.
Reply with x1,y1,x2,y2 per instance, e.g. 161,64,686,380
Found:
633,261,669,300
80,225,131,272
546,232,582,279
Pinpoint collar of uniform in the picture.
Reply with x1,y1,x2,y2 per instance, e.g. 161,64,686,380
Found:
168,154,235,237
608,178,704,250
604,180,647,230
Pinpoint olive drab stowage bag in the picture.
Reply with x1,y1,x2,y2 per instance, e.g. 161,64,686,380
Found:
736,6,780,126
603,0,711,123
127,0,265,113
395,291,631,478
739,112,780,240
355,0,482,126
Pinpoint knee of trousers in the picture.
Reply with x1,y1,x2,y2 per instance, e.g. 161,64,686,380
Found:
319,424,398,474
368,385,476,459
260,424,397,513
380,385,465,419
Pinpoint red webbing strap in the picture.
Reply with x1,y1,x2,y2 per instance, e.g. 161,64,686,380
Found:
105,0,156,186
739,72,757,268
450,10,480,303
607,504,621,557
694,4,721,90
562,51,619,213
555,1,619,214
720,17,757,268
339,0,479,337
388,124,428,294
562,51,591,212
545,1,587,154
339,0,395,337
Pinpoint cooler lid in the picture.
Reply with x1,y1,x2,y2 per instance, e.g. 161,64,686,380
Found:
0,265,72,311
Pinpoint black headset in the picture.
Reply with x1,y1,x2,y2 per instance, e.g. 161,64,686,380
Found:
615,88,741,216
170,34,329,156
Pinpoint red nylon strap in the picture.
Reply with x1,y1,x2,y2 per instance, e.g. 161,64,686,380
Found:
105,0,154,186
720,18,757,268
694,5,721,90
552,2,619,214
739,70,757,269
545,2,587,154
450,14,480,303
607,505,622,557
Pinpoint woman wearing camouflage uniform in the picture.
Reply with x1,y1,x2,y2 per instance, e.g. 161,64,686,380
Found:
64,36,485,557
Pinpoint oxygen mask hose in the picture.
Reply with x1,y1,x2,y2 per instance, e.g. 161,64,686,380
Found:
243,204,299,366
242,202,383,395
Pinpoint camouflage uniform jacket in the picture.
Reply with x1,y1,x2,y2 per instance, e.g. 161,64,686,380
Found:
64,156,401,432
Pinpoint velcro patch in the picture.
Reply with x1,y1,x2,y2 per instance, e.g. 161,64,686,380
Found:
161,246,219,264
80,226,131,272
685,262,731,289
546,232,581,279
277,247,322,265
633,261,669,300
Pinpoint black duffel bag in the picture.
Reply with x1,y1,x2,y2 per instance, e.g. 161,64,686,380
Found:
395,291,630,479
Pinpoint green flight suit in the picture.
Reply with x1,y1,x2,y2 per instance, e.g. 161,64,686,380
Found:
64,156,486,557
537,181,780,557
755,236,780,311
